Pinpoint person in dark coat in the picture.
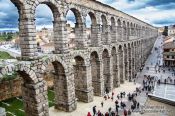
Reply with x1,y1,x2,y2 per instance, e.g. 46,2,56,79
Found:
93,106,97,116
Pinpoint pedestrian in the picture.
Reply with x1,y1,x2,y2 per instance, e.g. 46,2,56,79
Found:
112,91,114,96
104,95,107,100
93,106,97,116
105,112,109,116
97,110,102,116
115,104,119,114
128,109,131,115
117,94,120,99
111,111,115,116
120,92,123,98
101,101,103,107
108,107,112,114
111,96,113,101
124,109,128,116
137,102,140,109
123,92,126,98
87,112,92,116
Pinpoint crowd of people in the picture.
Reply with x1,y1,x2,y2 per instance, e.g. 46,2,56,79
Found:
86,81,152,116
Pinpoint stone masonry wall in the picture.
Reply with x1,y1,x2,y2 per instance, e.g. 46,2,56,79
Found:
0,77,22,101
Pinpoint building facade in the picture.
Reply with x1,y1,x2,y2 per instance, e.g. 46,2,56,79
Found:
163,38,175,66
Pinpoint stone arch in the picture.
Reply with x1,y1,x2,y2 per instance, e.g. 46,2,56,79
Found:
111,47,119,87
127,21,130,39
102,49,112,92
87,11,98,46
88,12,97,25
118,44,124,83
66,7,83,24
66,6,87,49
38,56,77,112
0,64,49,116
122,20,127,40
90,51,103,96
10,0,24,11
111,17,116,26
127,42,132,80
101,14,109,44
117,19,122,41
74,55,93,102
111,17,117,43
33,0,61,20
101,14,107,26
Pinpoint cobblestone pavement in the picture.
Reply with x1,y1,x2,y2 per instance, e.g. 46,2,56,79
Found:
49,36,175,116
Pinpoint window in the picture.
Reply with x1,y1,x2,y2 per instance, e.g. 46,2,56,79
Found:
172,56,174,59
167,55,169,58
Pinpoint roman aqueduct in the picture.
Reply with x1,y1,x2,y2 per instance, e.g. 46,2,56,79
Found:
0,0,158,115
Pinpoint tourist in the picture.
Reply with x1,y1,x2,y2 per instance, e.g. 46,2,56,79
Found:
108,107,112,114
105,112,109,116
111,111,115,116
87,112,92,116
123,91,126,98
117,94,120,99
131,104,135,111
120,92,123,98
93,106,97,116
105,88,109,94
104,95,107,100
115,104,119,114
112,91,114,96
97,110,102,116
111,96,113,101
101,101,103,107
124,109,128,116
128,109,132,115
137,102,140,109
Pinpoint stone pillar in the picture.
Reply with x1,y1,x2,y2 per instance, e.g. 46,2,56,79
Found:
127,27,130,40
117,26,122,41
19,18,37,60
22,81,49,116
113,53,119,87
53,20,69,54
111,26,117,43
92,60,104,96
103,57,113,91
122,26,127,41
91,24,102,47
75,23,88,49
135,45,139,72
124,47,128,80
119,50,124,83
128,47,132,81
74,63,93,102
109,56,114,90
102,25,111,45
54,69,77,112
132,46,136,78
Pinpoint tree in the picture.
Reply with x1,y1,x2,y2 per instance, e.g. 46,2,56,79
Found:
162,26,168,36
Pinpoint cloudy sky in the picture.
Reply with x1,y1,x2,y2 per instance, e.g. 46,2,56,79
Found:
0,0,175,31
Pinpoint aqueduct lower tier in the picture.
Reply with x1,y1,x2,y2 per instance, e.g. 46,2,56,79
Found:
1,0,158,115
0,38,156,116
